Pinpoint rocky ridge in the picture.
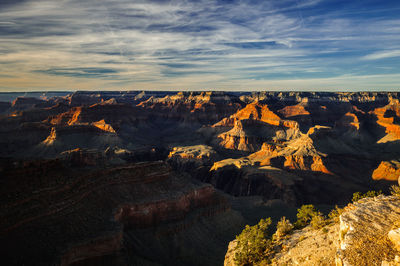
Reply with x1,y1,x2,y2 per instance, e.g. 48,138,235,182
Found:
224,194,400,266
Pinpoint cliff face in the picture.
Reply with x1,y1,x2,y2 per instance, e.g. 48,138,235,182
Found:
372,160,400,181
217,119,300,152
0,160,245,266
10,97,47,112
138,91,244,125
215,102,301,152
167,144,219,173
372,99,400,143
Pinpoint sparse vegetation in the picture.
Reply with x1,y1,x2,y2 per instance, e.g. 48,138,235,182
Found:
352,190,382,203
328,205,344,223
298,235,306,242
390,185,400,198
234,218,274,265
310,211,327,229
294,204,319,228
343,233,396,266
273,216,294,240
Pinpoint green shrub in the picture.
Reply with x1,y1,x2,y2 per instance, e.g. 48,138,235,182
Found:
352,190,382,203
234,218,273,265
390,185,400,198
273,216,294,240
294,204,319,228
328,205,344,223
310,211,327,229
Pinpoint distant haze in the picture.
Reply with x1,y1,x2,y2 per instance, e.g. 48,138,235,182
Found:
0,0,399,91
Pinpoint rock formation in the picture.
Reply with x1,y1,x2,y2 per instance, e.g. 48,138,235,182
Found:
372,99,400,143
338,195,400,265
372,160,400,181
214,102,301,152
224,195,400,266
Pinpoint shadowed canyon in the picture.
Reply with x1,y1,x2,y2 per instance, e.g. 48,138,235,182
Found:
1,91,400,265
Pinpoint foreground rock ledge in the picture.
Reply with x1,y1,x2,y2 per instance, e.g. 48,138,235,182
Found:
224,195,400,266
338,195,400,266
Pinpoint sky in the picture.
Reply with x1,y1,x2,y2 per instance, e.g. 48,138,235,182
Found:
0,0,399,91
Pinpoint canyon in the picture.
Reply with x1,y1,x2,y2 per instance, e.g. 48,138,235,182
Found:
1,91,400,265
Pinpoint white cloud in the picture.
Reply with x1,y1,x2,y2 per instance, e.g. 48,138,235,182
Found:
362,50,400,60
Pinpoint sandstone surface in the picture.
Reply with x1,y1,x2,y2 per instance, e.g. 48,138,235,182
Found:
372,160,400,181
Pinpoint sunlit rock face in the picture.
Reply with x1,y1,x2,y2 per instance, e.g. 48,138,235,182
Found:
372,99,400,143
167,145,218,169
138,91,244,126
338,195,400,266
214,102,301,152
372,160,400,181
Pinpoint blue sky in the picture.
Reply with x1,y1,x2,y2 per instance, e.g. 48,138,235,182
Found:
0,0,399,91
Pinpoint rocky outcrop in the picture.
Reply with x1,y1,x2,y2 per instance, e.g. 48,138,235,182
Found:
216,104,301,152
42,126,58,145
335,112,361,131
217,119,293,152
232,102,281,126
388,228,400,252
168,145,218,169
372,160,400,181
115,184,221,228
338,195,400,265
58,148,109,167
92,119,116,133
224,219,339,266
372,99,400,143
168,145,217,162
225,195,400,266
283,155,332,174
138,91,244,125
35,124,122,158
278,102,310,118
10,97,47,112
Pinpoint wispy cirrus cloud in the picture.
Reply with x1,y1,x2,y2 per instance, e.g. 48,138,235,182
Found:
0,0,399,91
362,50,400,60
